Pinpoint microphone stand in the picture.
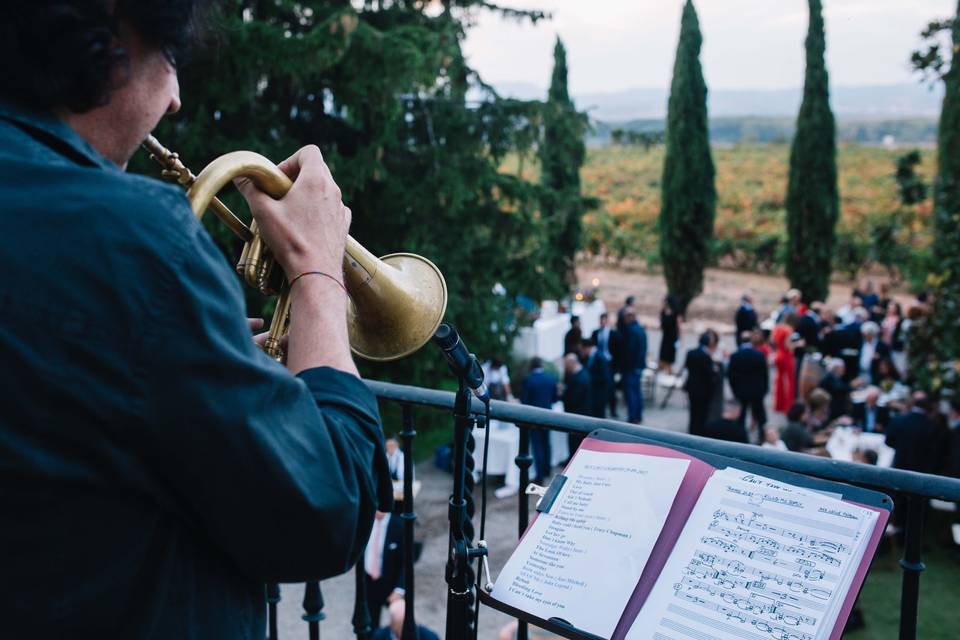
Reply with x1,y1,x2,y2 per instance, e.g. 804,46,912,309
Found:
433,324,489,640
445,376,478,639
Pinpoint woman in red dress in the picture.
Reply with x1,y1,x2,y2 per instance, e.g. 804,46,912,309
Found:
772,313,800,413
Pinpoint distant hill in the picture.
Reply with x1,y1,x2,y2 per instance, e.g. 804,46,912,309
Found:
588,116,939,145
493,81,943,122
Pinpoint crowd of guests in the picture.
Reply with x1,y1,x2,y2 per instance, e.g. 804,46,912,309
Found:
484,281,960,485
677,281,960,487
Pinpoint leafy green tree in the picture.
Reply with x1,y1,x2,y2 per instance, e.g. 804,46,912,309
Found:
896,150,928,205
909,4,960,398
784,0,838,304
659,0,715,313
539,37,590,290
132,1,555,389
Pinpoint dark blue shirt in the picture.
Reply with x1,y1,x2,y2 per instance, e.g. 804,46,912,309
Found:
0,100,390,639
521,368,558,409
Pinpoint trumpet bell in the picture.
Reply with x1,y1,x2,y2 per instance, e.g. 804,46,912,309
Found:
347,253,447,362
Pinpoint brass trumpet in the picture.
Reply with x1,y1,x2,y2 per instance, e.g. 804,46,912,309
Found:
142,136,447,362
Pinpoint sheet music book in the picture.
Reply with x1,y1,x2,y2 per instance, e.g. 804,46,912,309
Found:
488,438,888,640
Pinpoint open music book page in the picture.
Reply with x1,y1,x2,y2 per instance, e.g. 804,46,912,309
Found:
625,468,878,640
491,449,690,638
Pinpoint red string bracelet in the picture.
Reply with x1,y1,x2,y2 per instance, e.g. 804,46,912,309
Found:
289,270,347,293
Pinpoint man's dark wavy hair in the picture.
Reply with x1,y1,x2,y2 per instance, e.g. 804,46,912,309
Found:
0,1,212,113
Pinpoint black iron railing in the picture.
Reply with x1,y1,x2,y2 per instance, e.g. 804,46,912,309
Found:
264,379,960,640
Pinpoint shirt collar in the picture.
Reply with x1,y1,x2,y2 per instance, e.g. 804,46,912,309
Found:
0,98,117,171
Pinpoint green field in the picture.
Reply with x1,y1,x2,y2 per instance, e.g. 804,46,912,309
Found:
560,144,935,281
848,509,959,640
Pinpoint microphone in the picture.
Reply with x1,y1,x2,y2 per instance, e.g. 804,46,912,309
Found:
433,324,489,402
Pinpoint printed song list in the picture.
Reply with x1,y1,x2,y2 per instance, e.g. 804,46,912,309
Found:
492,450,689,638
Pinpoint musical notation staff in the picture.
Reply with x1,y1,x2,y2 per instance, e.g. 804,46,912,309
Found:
627,470,877,640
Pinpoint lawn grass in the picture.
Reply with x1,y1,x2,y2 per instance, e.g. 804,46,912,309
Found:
846,508,958,639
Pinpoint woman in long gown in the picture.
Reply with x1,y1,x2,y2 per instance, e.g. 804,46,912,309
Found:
659,294,682,372
773,313,799,413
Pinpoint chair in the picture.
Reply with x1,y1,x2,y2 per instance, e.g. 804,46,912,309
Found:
657,367,687,409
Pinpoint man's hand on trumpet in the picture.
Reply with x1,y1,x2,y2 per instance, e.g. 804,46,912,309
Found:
235,145,358,377
234,145,350,281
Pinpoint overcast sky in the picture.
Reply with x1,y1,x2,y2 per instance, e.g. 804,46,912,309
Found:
461,0,957,94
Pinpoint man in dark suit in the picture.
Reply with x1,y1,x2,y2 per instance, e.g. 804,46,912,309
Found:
562,353,593,456
616,307,647,423
850,387,890,433
859,322,892,384
734,293,758,345
818,358,852,421
520,357,559,485
885,393,941,474
580,338,612,420
885,393,945,538
591,312,613,361
702,403,750,444
684,332,718,437
836,313,866,383
795,302,823,380
728,331,769,435
364,511,406,627
590,313,617,417
563,315,583,355
616,295,636,333
797,303,823,353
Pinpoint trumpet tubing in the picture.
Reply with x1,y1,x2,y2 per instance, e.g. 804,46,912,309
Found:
143,136,447,362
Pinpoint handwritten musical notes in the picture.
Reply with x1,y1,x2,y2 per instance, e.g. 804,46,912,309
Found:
627,468,877,640
491,449,689,638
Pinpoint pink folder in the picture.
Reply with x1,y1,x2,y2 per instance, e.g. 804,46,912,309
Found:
511,437,890,640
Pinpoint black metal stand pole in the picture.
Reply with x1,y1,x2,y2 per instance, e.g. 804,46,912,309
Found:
266,583,281,640
445,380,477,639
898,496,926,640
514,424,533,640
400,404,419,640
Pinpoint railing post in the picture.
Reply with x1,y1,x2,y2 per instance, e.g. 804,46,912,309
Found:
302,581,325,640
266,582,281,640
898,496,926,640
352,558,373,639
515,423,533,640
400,404,419,640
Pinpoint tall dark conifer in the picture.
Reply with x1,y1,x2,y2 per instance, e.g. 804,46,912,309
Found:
540,37,588,289
659,0,715,313
784,0,838,304
909,1,960,397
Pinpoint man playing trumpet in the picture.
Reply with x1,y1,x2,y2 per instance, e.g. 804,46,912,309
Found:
0,1,391,637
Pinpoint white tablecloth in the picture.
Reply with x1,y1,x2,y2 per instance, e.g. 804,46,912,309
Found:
512,300,607,363
471,404,571,489
826,427,895,468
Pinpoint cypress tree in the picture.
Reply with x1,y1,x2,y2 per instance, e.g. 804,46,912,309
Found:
909,1,960,397
784,0,838,304
540,37,588,290
659,0,715,314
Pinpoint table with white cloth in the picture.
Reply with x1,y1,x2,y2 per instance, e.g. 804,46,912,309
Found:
826,426,895,468
850,382,911,407
471,402,572,490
